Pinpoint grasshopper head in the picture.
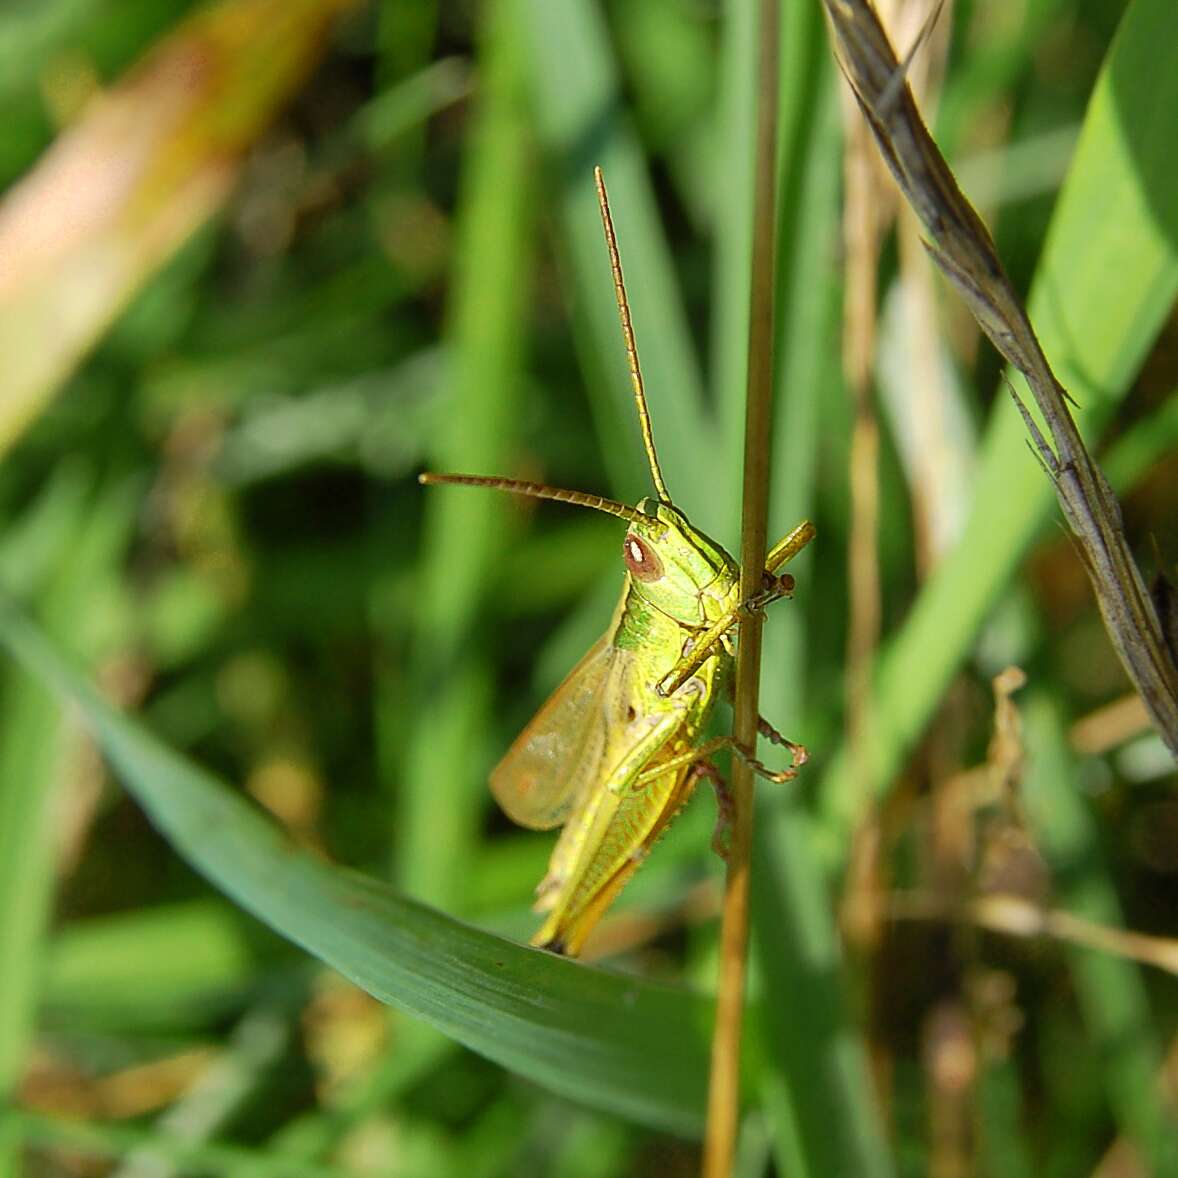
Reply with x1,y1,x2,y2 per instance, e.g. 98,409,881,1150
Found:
623,499,739,627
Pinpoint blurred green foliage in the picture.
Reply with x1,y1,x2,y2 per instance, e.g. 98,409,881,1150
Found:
1,0,1176,1175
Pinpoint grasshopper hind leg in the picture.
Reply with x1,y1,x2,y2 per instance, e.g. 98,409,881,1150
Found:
685,759,733,859
533,727,707,956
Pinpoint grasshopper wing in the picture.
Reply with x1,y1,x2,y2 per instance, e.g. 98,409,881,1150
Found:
491,635,632,830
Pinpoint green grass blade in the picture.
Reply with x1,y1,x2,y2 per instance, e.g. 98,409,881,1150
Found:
396,0,533,911
44,901,271,1032
711,0,757,531
1023,691,1178,1168
0,477,135,1174
759,13,845,733
520,0,711,523
754,798,892,1178
610,0,715,229
0,604,715,1138
818,0,1178,857
1101,386,1178,491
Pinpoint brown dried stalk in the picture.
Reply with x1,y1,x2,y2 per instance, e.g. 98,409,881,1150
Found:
839,91,886,953
891,891,1178,979
822,0,1178,758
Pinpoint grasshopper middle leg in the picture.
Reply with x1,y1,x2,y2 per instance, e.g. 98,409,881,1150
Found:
636,734,802,789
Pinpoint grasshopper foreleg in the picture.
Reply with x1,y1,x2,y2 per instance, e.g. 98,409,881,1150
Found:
656,524,814,700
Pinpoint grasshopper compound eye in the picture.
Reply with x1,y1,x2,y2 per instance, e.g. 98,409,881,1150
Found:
623,533,663,583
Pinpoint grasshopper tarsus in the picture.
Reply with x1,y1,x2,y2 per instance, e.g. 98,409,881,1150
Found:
732,742,800,786
772,572,796,598
756,714,808,768
749,761,800,786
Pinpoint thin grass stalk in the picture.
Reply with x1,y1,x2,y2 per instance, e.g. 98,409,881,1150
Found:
521,0,711,516
702,0,780,1172
0,481,134,1174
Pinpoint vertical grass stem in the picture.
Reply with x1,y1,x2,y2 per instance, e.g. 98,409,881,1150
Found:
702,0,780,1173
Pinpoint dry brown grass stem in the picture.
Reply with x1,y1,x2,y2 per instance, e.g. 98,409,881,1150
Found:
822,0,1178,759
897,211,950,573
841,0,956,951
889,1,956,575
839,97,887,951
890,891,1178,978
1069,692,1153,756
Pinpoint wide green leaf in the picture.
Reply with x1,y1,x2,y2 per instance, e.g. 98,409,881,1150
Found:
0,602,713,1138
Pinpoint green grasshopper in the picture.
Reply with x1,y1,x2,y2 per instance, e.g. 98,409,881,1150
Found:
420,168,814,956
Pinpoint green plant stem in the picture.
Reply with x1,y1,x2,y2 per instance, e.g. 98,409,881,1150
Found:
703,0,780,1173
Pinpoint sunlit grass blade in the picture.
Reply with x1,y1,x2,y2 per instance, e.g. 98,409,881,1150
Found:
610,1,714,229
0,0,355,456
0,604,716,1137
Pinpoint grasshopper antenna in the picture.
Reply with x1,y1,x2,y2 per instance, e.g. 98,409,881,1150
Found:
594,166,671,504
418,472,645,525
